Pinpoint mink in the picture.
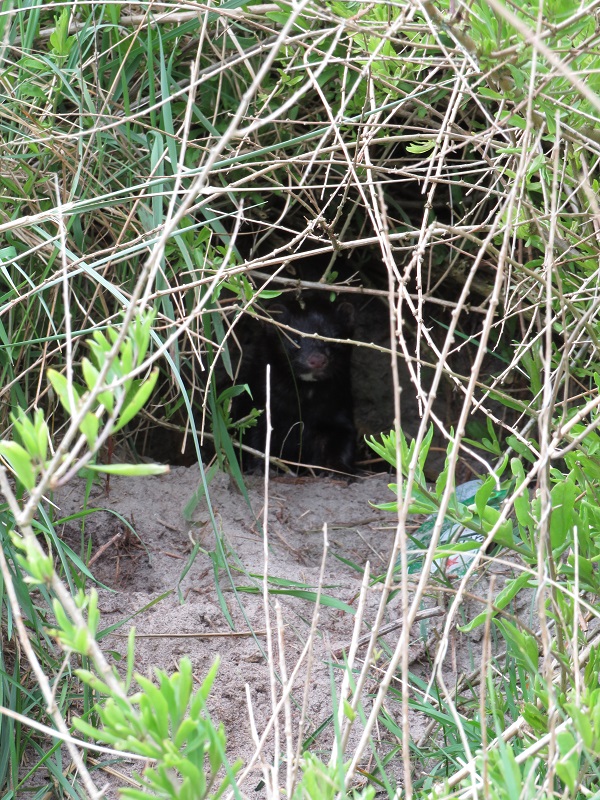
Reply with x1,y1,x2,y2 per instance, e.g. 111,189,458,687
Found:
234,296,356,473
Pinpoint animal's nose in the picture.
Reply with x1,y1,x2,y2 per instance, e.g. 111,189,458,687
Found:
307,352,328,370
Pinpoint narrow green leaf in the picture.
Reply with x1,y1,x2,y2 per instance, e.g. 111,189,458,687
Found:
474,474,497,520
0,441,36,490
191,657,220,716
235,586,355,614
511,458,534,531
47,369,84,415
550,476,576,550
459,572,531,632
555,730,579,793
113,369,159,432
34,409,49,463
84,463,169,476
494,619,539,675
80,411,100,449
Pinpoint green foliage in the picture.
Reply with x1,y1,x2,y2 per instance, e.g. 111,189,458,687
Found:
57,313,160,439
49,9,77,61
292,753,375,800
74,655,241,800
2,0,600,797
0,315,171,796
368,416,600,796
368,427,513,549
0,313,166,493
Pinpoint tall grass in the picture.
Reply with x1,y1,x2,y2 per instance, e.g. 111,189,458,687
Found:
1,0,600,797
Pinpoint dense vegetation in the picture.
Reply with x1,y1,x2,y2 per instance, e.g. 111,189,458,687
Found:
1,0,600,797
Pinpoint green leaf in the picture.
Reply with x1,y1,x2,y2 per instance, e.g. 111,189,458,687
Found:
434,541,482,558
511,458,534,531
343,699,356,721
372,500,398,513
47,369,85,415
479,87,504,100
34,409,49,463
507,435,537,463
130,312,156,367
84,463,169,477
89,329,111,368
81,358,114,413
372,480,440,515
555,730,579,793
235,586,355,614
49,8,76,56
494,619,539,675
565,452,600,481
136,675,169,740
0,441,36,490
408,491,440,515
366,432,397,468
459,572,531,632
435,463,450,500
406,139,436,154
417,425,434,473
11,408,38,458
11,531,54,584
113,369,159,432
0,245,17,261
550,476,576,550
191,657,220,715
474,474,497,520
72,716,120,744
564,702,593,749
80,359,99,392
522,701,547,734
173,718,199,749
80,411,100,449
119,339,134,377
477,504,514,547
74,669,113,696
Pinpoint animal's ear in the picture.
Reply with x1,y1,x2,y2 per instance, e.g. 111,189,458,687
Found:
336,301,355,331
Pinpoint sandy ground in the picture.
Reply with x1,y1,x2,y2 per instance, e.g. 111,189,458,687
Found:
53,466,509,797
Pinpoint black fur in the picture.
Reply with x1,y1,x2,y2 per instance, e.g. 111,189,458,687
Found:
235,296,356,472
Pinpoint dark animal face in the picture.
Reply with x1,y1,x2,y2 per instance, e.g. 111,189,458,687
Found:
271,301,354,382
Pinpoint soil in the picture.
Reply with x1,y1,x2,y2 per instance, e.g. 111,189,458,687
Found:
45,293,518,797
56,469,402,796
53,462,521,798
